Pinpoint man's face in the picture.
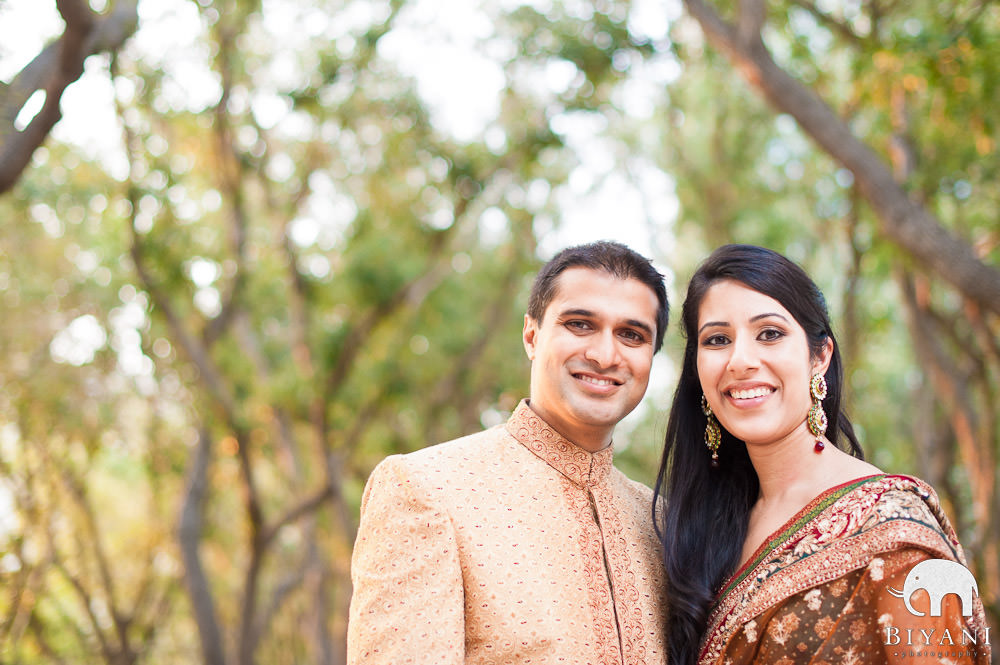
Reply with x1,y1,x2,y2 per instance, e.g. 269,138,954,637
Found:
523,267,659,452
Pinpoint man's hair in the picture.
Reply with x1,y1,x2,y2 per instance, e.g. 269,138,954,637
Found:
527,241,669,352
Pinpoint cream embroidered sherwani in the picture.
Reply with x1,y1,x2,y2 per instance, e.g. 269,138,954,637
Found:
347,400,668,665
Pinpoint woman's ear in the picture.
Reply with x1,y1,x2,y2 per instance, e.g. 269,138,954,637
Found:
812,336,834,376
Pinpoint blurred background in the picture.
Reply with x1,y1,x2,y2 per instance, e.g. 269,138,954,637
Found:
0,0,997,662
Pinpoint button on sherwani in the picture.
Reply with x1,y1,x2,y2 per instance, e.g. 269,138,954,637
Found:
347,400,668,664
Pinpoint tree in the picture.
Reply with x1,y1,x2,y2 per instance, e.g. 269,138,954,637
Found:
0,142,180,661
4,0,997,660
664,0,999,626
1,0,654,662
0,0,139,194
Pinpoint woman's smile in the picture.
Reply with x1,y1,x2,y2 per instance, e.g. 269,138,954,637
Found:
697,280,829,447
726,385,775,402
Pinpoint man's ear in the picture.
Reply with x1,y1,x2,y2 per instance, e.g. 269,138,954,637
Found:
811,336,834,376
523,314,538,361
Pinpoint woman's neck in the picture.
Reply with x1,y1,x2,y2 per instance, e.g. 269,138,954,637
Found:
746,425,881,509
746,425,832,506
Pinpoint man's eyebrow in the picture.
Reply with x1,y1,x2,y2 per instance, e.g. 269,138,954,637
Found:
556,308,595,319
625,319,656,338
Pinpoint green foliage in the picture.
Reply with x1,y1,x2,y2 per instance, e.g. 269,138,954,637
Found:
0,0,643,659
2,0,998,659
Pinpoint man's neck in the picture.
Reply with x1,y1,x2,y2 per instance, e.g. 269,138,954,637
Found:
524,400,613,454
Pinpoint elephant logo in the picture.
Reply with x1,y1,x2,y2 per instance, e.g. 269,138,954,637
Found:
887,559,979,617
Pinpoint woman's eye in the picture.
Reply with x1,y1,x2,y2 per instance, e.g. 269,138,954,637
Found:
759,328,784,342
702,334,729,347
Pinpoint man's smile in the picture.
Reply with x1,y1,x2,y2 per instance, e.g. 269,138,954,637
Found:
572,371,624,387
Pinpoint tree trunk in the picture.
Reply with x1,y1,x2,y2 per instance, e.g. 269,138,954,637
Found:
0,0,138,194
681,0,1000,316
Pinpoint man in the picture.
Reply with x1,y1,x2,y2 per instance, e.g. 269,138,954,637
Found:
347,241,670,664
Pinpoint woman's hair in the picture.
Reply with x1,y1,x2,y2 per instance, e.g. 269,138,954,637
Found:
653,244,863,665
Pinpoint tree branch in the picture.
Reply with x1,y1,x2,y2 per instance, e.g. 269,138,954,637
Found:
178,428,228,665
57,466,133,658
788,0,868,45
260,485,336,549
0,0,138,194
681,0,1000,316
203,23,249,349
897,271,991,539
51,558,114,661
233,311,304,474
737,0,766,46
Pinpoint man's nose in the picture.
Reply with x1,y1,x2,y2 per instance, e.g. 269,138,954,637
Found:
584,330,621,368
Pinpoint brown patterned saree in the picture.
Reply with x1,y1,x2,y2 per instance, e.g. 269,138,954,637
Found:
698,475,991,665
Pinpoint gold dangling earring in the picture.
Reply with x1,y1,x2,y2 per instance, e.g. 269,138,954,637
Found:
807,373,828,452
701,395,721,468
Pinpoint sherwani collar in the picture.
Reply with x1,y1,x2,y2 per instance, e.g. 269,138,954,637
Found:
505,399,614,488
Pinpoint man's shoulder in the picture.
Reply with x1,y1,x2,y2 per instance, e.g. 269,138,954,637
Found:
403,423,516,462
361,424,531,512
370,424,521,482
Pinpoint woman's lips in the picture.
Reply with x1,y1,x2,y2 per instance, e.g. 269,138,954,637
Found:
728,386,774,400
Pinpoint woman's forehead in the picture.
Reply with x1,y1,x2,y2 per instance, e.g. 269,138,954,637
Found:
698,280,792,324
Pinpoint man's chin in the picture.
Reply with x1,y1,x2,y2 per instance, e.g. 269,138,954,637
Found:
568,399,635,429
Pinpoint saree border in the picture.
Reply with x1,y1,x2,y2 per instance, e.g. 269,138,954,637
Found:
718,475,884,599
698,475,965,665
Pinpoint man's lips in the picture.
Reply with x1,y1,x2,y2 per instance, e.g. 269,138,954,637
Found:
572,372,623,387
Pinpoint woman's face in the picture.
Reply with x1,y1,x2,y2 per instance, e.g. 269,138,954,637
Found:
695,279,831,448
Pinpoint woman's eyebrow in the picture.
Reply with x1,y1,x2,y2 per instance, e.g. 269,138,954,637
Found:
698,320,727,334
698,312,789,335
750,312,790,323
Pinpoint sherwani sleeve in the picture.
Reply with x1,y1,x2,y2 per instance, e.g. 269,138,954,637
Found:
347,456,465,665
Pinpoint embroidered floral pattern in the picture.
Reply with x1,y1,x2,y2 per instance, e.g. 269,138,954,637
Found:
849,618,867,640
768,612,799,645
814,616,836,638
869,556,885,581
508,402,613,488
697,476,991,665
743,620,758,643
346,400,667,665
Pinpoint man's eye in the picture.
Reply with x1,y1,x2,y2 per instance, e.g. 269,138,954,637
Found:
620,330,645,343
565,320,590,331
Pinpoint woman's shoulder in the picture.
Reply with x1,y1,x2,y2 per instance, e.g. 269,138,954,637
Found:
843,473,964,561
844,473,939,520
867,473,942,516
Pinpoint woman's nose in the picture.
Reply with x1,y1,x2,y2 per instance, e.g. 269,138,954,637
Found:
727,333,759,373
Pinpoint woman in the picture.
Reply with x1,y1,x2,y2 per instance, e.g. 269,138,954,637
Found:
654,244,990,665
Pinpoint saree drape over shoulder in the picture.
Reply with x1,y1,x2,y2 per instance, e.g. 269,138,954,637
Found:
699,475,991,665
